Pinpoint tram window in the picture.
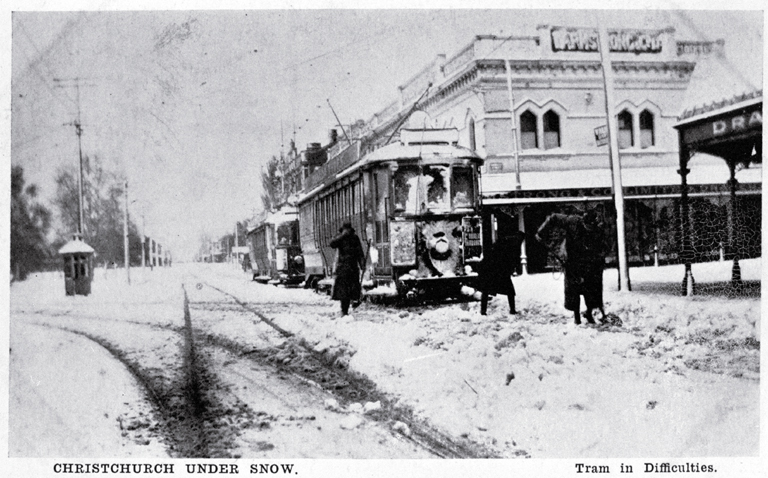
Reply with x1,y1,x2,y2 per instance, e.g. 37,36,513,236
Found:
393,165,419,213
343,188,349,221
424,165,448,211
341,188,346,221
375,171,388,218
277,222,293,245
640,110,655,148
452,167,474,208
352,182,358,214
468,118,476,151
618,110,633,149
346,187,351,220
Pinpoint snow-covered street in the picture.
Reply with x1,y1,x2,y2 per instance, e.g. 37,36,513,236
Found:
8,259,760,459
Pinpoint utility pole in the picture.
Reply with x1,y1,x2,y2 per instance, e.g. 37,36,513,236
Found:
596,19,630,291
124,180,130,285
504,59,522,191
54,78,88,237
235,222,239,265
141,213,146,271
504,58,527,274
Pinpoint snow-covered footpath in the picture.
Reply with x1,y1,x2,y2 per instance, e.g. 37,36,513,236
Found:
7,259,761,460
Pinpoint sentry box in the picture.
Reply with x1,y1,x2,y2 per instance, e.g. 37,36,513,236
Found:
58,233,95,296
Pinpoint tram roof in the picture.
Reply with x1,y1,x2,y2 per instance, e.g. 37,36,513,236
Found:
297,131,482,204
364,142,483,163
246,207,298,234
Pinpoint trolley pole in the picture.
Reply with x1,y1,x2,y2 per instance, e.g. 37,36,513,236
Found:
597,19,630,291
124,180,130,285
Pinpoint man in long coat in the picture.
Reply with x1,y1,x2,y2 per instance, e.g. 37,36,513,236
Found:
536,210,606,325
477,231,526,315
330,222,366,317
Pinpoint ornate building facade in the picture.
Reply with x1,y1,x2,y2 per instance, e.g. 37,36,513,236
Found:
350,25,761,274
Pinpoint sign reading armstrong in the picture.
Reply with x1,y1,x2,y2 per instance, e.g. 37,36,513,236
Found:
551,27,664,53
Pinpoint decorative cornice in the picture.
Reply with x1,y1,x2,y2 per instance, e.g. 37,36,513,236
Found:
418,58,696,111
474,58,695,76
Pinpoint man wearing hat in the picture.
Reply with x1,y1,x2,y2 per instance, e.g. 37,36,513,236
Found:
535,210,607,326
329,222,366,317
476,230,526,316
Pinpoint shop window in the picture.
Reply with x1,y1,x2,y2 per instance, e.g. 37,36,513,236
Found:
543,110,561,149
520,111,537,150
618,110,634,149
640,110,655,148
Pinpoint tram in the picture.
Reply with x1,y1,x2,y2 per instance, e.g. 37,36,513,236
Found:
297,128,485,300
246,207,305,285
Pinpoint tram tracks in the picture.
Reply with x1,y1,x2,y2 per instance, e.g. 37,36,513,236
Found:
186,277,497,458
17,297,256,458
15,274,496,458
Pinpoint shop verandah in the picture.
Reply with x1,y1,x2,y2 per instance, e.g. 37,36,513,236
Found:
481,154,761,295
674,90,762,295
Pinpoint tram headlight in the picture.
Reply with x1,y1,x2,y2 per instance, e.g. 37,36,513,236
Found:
435,241,449,254
293,255,304,265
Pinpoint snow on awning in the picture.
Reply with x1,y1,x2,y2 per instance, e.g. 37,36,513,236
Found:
58,239,95,255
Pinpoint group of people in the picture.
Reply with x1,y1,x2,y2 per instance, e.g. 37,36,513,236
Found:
480,210,606,325
329,210,607,325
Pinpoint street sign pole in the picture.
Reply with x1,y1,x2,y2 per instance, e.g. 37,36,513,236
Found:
597,19,631,292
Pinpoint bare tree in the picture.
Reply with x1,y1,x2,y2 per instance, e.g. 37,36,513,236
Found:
52,155,143,267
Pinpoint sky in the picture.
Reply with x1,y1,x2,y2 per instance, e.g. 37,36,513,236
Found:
5,2,764,261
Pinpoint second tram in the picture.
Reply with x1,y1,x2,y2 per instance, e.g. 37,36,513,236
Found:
246,207,305,286
298,128,485,300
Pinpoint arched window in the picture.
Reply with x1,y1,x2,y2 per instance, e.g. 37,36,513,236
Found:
543,110,561,149
639,110,655,148
468,118,476,151
520,111,537,150
618,110,633,149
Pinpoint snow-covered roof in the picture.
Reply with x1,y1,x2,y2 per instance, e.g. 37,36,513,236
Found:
247,207,299,234
676,90,762,126
264,207,298,225
58,239,95,255
364,142,481,163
